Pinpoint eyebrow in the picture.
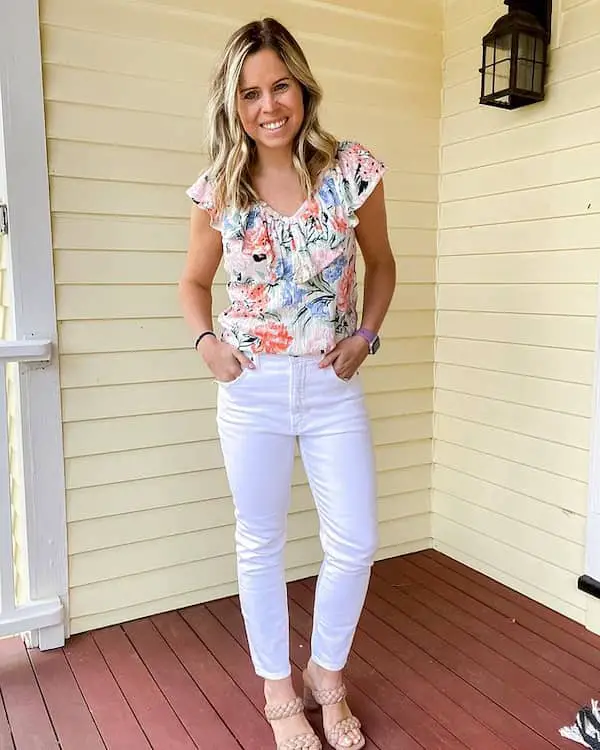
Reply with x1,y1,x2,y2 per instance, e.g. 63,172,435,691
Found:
239,77,291,94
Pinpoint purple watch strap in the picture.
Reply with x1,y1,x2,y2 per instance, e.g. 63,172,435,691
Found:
355,327,377,344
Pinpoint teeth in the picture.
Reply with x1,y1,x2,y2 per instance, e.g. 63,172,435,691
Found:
262,119,287,130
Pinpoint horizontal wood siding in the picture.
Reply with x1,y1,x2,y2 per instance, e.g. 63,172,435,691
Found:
435,0,598,625
40,0,442,632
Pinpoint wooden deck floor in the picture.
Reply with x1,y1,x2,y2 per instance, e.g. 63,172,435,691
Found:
1,550,599,749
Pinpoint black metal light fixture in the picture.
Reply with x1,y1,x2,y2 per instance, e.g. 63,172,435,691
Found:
480,0,551,109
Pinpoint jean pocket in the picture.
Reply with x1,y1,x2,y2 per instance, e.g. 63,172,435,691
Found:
215,367,251,388
330,365,359,384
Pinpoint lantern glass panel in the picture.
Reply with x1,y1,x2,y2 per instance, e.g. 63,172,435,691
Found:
482,40,496,96
494,34,512,92
518,32,537,61
516,34,535,90
516,32,545,92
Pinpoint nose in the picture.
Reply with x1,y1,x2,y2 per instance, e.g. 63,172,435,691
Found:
262,90,276,113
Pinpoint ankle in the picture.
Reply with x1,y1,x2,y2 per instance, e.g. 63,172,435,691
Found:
306,659,343,686
264,675,296,702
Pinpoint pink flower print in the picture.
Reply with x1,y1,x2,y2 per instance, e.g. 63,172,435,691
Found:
251,322,294,354
246,284,267,313
303,331,332,355
358,158,381,182
331,214,349,233
243,222,275,266
300,198,320,222
337,263,354,313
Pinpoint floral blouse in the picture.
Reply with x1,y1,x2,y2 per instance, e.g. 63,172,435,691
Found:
186,141,386,356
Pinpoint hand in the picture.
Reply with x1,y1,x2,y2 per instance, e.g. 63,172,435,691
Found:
319,334,369,380
198,337,254,382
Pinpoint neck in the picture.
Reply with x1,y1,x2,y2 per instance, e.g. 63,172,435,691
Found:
255,144,295,175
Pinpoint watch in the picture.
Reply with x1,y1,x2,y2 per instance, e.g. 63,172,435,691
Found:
354,327,380,355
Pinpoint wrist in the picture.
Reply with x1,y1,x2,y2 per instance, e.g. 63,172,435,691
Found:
194,330,217,351
353,327,380,355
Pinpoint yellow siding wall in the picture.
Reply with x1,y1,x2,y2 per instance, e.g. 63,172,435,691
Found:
40,0,442,633
436,0,599,626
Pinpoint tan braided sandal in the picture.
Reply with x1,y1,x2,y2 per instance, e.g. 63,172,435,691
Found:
302,675,365,750
264,695,322,750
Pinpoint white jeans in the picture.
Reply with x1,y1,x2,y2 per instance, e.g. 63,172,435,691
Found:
216,354,378,680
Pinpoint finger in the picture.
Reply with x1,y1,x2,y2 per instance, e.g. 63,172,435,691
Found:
319,347,340,368
232,349,255,369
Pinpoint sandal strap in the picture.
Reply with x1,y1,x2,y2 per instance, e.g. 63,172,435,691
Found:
310,684,347,706
279,733,322,750
265,696,305,722
325,716,362,747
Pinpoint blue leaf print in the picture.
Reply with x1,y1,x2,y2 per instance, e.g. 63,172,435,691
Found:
318,176,338,209
246,206,261,229
322,254,345,284
281,280,305,307
275,254,295,282
307,297,331,320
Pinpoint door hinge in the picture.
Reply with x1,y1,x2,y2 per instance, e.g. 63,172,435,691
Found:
0,204,7,235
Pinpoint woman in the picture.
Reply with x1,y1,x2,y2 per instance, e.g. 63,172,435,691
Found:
179,17,396,750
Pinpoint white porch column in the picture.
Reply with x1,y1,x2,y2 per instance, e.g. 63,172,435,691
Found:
0,0,68,648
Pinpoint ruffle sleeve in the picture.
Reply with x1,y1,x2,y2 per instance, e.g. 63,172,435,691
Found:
337,141,387,214
186,171,222,231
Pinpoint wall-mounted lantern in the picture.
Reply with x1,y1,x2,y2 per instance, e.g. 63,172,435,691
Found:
480,0,551,109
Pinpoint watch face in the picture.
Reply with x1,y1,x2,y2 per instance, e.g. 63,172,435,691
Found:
371,336,380,354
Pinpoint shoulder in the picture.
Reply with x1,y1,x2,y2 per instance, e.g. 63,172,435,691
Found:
186,169,215,209
335,140,384,171
333,140,387,210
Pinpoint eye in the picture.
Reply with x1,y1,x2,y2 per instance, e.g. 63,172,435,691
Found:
243,90,259,101
274,82,289,92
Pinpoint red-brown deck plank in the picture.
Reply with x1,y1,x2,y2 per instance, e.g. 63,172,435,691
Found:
424,549,600,647
92,626,197,750
122,617,240,750
63,633,151,750
364,582,558,750
0,687,15,750
28,646,106,749
403,554,600,685
3,551,598,750
359,577,573,750
151,610,272,748
379,556,592,707
0,637,58,749
179,605,266,712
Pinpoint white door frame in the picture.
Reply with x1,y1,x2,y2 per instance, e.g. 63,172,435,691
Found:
582,282,600,603
0,0,68,648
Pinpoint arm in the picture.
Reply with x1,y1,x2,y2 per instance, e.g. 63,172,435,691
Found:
354,180,396,334
179,204,253,380
179,203,222,336
320,180,396,378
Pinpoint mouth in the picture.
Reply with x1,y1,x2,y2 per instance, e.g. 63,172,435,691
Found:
260,118,288,132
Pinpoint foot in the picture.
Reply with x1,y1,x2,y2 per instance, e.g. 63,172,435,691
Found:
264,677,321,749
304,660,363,749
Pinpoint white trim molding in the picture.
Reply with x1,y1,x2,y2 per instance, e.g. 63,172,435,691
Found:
0,0,68,649
581,280,600,609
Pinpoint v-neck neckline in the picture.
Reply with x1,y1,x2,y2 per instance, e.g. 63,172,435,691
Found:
256,167,329,221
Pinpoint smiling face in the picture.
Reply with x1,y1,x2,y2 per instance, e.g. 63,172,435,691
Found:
237,47,305,156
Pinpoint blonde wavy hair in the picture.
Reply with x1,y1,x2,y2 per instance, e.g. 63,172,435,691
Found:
206,17,338,214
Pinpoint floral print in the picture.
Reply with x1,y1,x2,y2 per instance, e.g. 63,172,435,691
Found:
186,141,386,356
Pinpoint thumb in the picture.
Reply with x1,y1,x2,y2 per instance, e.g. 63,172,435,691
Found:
232,349,256,369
